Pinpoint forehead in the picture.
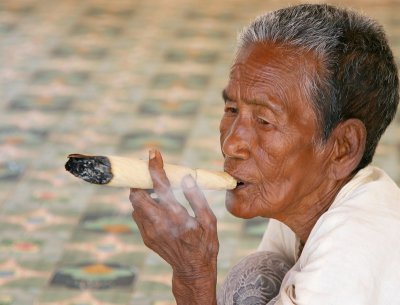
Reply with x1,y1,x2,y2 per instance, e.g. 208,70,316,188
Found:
233,43,298,77
226,43,316,110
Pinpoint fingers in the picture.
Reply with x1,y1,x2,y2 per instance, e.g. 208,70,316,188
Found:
130,188,161,245
182,175,216,226
145,189,160,203
129,189,159,220
129,188,158,210
148,149,186,214
131,207,160,252
148,149,174,200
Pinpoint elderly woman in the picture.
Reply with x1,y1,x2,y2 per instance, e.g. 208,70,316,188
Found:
129,4,400,305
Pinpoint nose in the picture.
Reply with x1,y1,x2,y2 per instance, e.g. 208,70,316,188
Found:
221,119,251,160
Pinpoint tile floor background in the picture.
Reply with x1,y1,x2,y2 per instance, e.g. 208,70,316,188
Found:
0,0,399,304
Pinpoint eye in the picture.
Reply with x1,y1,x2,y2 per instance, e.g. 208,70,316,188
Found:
225,106,238,114
257,117,269,125
224,102,238,114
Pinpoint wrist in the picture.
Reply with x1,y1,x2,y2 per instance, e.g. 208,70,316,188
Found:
172,268,217,305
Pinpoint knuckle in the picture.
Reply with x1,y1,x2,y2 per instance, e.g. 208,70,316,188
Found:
205,212,217,226
132,210,143,223
145,228,156,240
170,204,186,216
142,238,154,249
129,189,144,202
211,214,217,225
157,187,170,198
185,188,200,200
156,178,171,190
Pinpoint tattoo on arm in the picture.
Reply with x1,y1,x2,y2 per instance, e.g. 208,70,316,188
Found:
217,251,291,305
266,296,279,305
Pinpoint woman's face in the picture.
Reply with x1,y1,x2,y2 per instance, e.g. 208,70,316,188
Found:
220,43,332,219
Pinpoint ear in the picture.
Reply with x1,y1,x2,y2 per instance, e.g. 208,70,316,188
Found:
327,119,366,180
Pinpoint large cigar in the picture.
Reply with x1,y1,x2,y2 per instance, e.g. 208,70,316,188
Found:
65,154,237,190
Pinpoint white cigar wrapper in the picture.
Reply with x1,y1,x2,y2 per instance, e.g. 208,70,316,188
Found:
107,156,236,190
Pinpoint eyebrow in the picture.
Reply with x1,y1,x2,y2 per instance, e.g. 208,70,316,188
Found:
222,89,284,114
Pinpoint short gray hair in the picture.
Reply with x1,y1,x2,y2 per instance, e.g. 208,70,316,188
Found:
238,4,399,170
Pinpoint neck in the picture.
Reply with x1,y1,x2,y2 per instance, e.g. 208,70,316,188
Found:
277,178,350,244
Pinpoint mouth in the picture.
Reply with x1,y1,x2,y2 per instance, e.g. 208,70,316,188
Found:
227,173,249,190
235,180,246,189
224,165,251,191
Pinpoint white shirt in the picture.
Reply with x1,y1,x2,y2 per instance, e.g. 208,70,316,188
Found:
258,166,400,305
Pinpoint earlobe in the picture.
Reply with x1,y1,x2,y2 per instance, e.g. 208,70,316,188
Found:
328,119,366,180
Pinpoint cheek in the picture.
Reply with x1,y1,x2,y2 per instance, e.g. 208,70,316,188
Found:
255,128,315,169
255,137,325,203
251,133,307,197
253,132,287,169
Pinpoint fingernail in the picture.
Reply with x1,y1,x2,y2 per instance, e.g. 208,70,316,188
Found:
183,174,196,188
149,149,156,160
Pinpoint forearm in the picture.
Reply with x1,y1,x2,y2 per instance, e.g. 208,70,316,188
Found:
172,268,218,305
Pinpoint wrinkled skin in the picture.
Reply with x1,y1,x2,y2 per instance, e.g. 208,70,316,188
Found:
221,43,365,241
221,44,335,222
130,150,218,305
129,42,366,305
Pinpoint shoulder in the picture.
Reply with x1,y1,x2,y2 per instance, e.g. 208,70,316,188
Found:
258,219,298,265
290,167,400,303
304,166,400,262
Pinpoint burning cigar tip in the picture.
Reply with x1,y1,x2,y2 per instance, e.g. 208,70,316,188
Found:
65,154,113,185
65,154,237,190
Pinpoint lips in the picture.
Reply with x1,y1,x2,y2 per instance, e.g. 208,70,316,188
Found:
224,162,252,190
235,180,246,189
225,173,249,190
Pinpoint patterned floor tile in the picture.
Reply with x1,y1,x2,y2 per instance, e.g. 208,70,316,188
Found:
0,0,399,304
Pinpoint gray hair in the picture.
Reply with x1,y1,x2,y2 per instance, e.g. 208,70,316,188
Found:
238,4,399,170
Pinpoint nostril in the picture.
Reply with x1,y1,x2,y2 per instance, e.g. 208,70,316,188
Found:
225,145,250,160
222,135,250,160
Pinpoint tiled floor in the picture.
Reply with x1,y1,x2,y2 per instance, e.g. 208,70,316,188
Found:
0,0,399,304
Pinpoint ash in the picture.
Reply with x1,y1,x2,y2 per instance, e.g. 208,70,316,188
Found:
65,156,113,184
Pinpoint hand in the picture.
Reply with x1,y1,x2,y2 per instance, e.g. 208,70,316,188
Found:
129,149,219,305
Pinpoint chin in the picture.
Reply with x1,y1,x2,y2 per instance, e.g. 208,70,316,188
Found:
225,194,256,219
225,190,277,219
